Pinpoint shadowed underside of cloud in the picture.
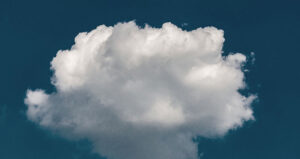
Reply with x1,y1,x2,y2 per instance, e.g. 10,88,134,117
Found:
25,21,255,159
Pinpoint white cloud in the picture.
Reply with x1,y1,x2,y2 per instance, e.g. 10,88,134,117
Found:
25,21,255,159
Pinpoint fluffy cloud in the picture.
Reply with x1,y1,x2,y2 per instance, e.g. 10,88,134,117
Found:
25,21,255,159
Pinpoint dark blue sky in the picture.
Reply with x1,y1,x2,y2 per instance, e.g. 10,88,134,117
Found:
0,0,299,158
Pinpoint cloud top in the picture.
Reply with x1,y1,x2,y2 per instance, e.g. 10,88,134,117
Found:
25,21,255,159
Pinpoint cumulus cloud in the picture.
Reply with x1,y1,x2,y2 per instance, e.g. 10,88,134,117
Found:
25,21,255,159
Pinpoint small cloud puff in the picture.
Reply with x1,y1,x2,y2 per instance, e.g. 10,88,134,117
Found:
25,21,255,159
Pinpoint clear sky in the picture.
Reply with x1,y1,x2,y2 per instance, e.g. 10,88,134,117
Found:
0,0,299,159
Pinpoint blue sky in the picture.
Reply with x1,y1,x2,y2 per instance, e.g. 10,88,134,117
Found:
0,0,299,159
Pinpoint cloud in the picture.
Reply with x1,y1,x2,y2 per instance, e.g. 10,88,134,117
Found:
24,21,255,159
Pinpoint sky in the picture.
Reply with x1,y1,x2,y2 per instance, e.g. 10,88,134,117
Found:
0,0,300,159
